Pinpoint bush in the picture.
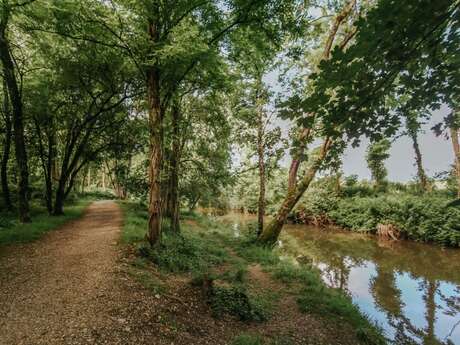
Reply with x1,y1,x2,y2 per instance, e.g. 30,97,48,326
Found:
210,284,269,322
328,195,460,246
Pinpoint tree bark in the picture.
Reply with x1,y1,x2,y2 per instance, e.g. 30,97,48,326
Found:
168,103,181,233
53,184,65,216
450,127,460,198
146,21,163,246
256,89,265,235
410,131,429,192
0,14,30,222
1,78,12,210
32,114,55,214
287,127,312,192
258,138,332,246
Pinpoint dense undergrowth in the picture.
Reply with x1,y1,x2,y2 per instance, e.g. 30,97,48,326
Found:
292,183,460,247
119,201,387,345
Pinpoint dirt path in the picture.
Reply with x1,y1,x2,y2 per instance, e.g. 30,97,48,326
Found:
0,201,145,345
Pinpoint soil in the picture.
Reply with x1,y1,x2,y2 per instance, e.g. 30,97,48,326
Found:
0,201,363,345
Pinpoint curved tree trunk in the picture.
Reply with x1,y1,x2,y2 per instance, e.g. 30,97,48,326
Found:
258,138,332,246
0,17,30,222
1,78,12,210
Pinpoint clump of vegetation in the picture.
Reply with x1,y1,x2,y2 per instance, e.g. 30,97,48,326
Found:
329,195,460,246
232,334,264,345
209,284,269,322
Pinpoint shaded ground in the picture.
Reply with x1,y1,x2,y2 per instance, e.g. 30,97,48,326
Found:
0,201,365,345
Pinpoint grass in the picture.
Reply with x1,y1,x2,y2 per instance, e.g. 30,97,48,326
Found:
232,334,263,345
119,201,387,345
0,197,92,246
231,334,294,345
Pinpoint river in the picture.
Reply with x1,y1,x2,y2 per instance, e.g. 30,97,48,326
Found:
219,213,460,345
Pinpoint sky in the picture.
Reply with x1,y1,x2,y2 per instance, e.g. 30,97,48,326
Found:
341,106,453,182
264,73,454,183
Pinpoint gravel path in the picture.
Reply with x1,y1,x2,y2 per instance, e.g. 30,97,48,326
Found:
0,201,135,345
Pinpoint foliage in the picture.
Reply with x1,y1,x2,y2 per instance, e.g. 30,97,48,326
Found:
329,195,460,246
209,284,269,322
365,139,391,190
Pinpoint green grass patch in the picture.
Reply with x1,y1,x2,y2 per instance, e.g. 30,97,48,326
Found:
139,231,230,274
0,198,91,246
232,333,263,345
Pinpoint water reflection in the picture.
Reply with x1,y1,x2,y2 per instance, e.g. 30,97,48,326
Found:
220,213,460,345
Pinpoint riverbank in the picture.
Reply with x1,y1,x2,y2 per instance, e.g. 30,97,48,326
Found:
119,201,387,345
291,190,460,247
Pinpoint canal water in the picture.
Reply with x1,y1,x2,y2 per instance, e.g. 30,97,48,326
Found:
220,213,460,345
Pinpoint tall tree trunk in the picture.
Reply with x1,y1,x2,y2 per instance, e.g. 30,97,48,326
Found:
256,93,265,235
0,17,30,222
45,132,55,214
146,21,163,246
1,78,12,210
258,138,332,246
53,178,66,215
101,166,106,190
168,103,181,233
410,132,429,192
450,127,460,198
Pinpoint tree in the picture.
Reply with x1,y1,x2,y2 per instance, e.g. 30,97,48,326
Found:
0,78,12,210
258,0,358,245
405,113,430,192
365,139,391,191
0,0,34,222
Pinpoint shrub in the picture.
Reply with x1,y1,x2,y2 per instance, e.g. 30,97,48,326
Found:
328,195,460,246
210,284,269,322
